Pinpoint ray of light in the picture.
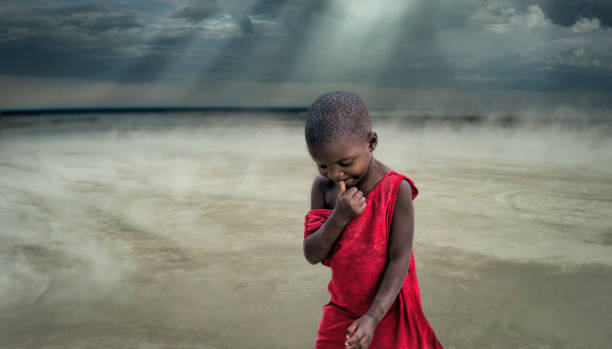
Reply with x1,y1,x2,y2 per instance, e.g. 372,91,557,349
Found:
189,1,335,104
263,0,416,103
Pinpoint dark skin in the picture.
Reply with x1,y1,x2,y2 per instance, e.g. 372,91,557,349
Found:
304,131,415,349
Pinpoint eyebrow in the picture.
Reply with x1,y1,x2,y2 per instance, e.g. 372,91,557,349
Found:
337,157,354,163
314,155,356,165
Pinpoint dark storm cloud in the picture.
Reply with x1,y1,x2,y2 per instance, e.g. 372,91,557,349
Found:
0,2,146,67
172,0,220,22
166,0,330,82
173,0,328,32
521,0,612,27
172,0,255,34
454,60,612,92
1,0,610,92
1,0,458,85
59,11,143,33
0,2,183,81
238,16,253,34
0,3,144,37
179,0,461,86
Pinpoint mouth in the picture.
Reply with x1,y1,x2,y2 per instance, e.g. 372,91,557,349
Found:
337,178,352,185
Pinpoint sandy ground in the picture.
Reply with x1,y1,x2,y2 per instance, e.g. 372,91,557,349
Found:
1,113,611,348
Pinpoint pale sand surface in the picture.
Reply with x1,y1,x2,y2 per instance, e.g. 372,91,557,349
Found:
1,113,611,348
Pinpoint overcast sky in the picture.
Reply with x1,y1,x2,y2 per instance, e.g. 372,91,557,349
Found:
1,0,611,115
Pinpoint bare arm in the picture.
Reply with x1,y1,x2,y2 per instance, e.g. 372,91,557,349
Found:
365,179,414,322
345,180,415,349
303,177,366,265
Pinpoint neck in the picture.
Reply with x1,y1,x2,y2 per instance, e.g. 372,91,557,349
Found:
358,156,385,194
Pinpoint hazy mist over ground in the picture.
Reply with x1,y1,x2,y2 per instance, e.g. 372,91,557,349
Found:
1,113,611,348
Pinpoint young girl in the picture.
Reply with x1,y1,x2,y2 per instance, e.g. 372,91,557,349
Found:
303,91,443,349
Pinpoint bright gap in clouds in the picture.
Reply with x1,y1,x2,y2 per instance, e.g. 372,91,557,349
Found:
283,0,416,84
344,0,411,21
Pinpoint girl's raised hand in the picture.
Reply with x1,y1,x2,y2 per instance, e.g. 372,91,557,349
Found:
334,181,367,221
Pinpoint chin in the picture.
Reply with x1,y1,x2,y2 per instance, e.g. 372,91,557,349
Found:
346,178,360,187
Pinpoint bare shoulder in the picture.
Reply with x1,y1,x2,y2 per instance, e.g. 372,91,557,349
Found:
389,179,415,260
310,175,332,210
392,179,414,218
398,179,413,199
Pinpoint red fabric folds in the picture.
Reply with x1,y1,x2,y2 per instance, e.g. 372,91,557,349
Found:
304,171,442,349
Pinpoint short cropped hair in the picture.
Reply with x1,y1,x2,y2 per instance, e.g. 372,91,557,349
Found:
305,91,371,148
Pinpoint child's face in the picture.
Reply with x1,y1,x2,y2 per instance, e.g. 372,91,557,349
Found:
308,132,376,187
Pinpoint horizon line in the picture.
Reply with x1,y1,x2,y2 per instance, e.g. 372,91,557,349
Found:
0,106,310,117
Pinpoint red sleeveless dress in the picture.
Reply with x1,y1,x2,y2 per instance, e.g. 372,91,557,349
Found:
304,171,443,349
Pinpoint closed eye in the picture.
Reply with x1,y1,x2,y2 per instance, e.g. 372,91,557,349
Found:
339,162,351,167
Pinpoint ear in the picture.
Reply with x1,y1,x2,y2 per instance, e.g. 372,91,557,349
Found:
367,131,378,152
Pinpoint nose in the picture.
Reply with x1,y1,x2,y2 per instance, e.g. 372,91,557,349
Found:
328,167,344,182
